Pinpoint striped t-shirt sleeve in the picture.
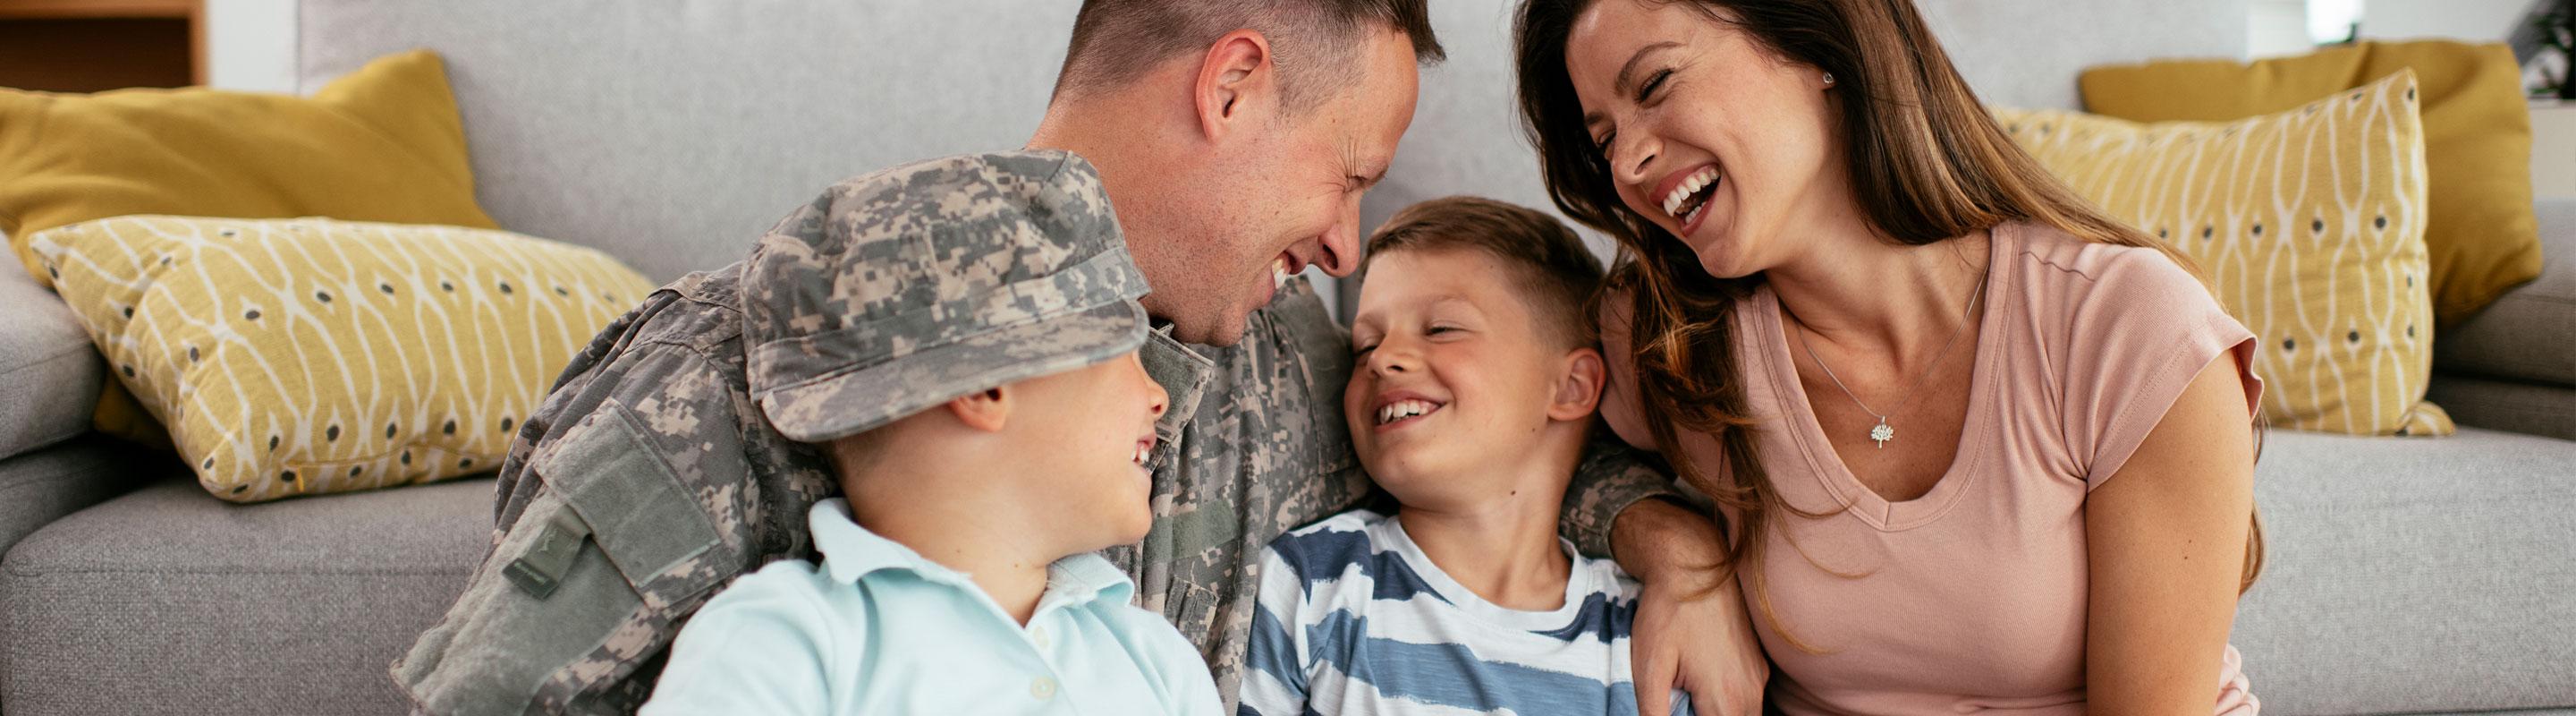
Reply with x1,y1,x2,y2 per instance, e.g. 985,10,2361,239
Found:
1239,545,1310,715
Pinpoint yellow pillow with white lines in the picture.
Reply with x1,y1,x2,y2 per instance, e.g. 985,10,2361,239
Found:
30,216,657,501
1997,71,2450,436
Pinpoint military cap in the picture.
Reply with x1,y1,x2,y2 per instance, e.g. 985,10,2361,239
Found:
741,150,1149,443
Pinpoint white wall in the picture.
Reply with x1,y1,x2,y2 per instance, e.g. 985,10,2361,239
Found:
2360,0,2536,40
205,0,295,92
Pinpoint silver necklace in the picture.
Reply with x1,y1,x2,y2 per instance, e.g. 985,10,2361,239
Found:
1789,269,1989,448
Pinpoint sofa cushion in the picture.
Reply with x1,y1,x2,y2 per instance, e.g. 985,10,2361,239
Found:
2437,198,2575,388
2235,427,2576,715
0,475,493,715
0,265,102,461
2426,372,2576,442
0,435,145,558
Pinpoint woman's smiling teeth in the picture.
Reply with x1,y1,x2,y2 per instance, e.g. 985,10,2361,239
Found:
1660,166,1722,224
1376,399,1444,426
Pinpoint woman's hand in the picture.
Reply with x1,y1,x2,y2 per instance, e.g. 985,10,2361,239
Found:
1614,499,1767,716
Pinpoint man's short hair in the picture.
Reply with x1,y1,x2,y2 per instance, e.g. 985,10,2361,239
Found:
1053,0,1445,111
1363,196,1606,349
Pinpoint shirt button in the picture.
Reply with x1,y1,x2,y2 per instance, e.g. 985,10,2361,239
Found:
1030,677,1058,700
1031,626,1051,649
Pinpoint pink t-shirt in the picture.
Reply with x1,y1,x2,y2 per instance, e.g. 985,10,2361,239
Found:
1601,222,2263,716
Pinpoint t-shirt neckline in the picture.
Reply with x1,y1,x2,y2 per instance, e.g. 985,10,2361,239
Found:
1746,224,2015,532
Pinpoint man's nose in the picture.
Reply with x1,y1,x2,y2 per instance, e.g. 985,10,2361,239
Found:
1316,199,1363,278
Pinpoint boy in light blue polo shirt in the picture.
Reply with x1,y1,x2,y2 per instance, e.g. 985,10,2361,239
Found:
640,153,1221,715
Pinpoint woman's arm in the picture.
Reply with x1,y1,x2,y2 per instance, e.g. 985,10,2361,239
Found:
2084,355,2258,715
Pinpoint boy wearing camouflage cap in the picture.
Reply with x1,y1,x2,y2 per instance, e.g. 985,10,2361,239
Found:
638,154,1220,714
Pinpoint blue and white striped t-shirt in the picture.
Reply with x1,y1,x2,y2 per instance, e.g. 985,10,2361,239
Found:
1239,509,1688,716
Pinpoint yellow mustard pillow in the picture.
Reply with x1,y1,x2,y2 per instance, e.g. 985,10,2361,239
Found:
28,217,656,502
0,49,497,446
1999,72,2453,436
0,49,496,285
2079,41,2539,328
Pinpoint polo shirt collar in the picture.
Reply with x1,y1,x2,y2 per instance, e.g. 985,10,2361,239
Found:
806,499,1137,610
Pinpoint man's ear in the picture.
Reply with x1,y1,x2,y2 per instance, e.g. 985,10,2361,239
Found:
1548,346,1607,422
943,386,1013,433
1192,29,1278,141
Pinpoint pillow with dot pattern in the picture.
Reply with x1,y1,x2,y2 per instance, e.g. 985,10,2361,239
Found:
28,216,657,501
1997,71,2451,436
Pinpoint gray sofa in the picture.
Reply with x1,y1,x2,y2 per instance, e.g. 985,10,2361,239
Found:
4,1,2571,714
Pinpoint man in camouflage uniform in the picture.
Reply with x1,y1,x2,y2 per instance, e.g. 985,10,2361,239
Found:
396,2,1722,714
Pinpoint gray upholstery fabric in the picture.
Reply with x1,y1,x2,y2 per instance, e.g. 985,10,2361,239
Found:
292,0,2249,285
2437,198,2575,387
2427,372,2576,441
0,476,495,716
0,264,105,462
2235,428,2576,716
0,436,144,558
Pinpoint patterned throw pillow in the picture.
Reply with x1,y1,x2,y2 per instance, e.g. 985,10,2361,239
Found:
1998,71,2453,436
30,217,657,501
2079,41,2541,328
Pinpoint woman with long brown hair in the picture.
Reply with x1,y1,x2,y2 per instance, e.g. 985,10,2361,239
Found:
1515,0,2267,714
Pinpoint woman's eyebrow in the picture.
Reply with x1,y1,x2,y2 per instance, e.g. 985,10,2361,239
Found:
1584,41,1682,127
1614,42,1681,96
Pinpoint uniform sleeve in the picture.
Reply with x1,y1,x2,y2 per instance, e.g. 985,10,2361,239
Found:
1559,437,1683,558
1235,545,1311,716
638,570,840,715
2061,250,2262,490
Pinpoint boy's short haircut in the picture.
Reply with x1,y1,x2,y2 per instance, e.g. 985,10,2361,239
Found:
1362,196,1606,348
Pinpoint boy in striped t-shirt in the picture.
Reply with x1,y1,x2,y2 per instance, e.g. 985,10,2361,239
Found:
1241,198,1690,716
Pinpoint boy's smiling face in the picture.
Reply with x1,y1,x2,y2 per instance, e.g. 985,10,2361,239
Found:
1344,248,1603,508
1006,350,1169,548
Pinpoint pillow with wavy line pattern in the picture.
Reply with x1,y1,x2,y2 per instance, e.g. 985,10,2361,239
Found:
30,216,656,501
1997,71,2450,436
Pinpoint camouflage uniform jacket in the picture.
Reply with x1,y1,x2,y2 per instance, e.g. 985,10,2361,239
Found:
393,191,1678,716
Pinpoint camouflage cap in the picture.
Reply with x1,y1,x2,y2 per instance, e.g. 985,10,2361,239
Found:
741,150,1150,444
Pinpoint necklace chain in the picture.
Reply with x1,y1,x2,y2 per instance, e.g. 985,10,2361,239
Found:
1790,268,1989,448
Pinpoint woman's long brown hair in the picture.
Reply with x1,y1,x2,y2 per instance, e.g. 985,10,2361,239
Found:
1513,0,2264,649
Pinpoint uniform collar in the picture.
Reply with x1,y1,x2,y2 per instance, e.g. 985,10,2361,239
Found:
806,499,1136,610
1140,326,1214,445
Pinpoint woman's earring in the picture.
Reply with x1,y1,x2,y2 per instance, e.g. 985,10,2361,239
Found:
1822,72,1836,87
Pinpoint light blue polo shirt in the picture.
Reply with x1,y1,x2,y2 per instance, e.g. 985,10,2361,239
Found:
640,499,1223,715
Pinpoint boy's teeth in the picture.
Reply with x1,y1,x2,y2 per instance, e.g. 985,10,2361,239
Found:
1375,399,1442,425
1272,259,1291,289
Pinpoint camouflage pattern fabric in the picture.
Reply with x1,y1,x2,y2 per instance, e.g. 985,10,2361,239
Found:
391,151,1680,714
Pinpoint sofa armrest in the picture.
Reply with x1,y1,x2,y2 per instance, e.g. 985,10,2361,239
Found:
2436,198,2576,387
0,435,155,558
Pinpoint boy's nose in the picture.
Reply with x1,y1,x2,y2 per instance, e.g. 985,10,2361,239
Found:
1367,346,1416,375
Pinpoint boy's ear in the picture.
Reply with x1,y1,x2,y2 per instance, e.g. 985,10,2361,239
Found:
1547,346,1606,422
1193,29,1277,141
942,386,1013,432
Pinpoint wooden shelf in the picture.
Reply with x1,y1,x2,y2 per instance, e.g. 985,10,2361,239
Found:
0,0,192,20
0,0,201,90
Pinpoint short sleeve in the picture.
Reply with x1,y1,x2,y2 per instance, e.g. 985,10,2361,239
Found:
638,567,840,715
1236,545,1311,715
2058,248,2263,490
